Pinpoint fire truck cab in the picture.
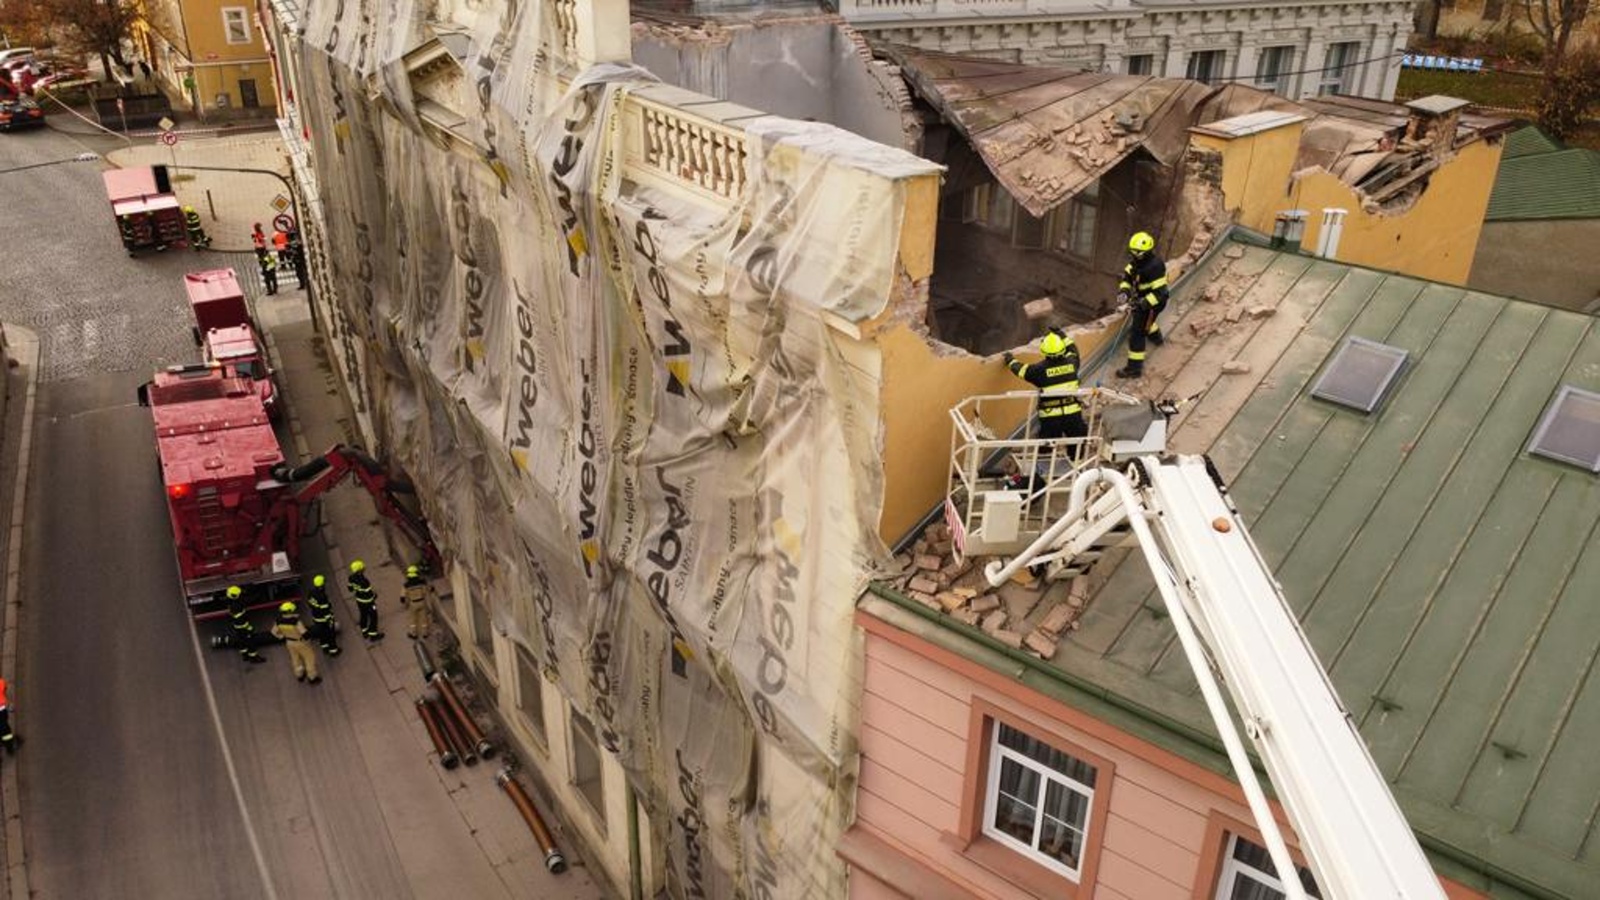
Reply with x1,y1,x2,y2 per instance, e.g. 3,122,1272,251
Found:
185,269,278,418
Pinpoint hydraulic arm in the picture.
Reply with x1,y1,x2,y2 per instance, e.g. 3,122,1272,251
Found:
985,455,1444,900
269,445,443,575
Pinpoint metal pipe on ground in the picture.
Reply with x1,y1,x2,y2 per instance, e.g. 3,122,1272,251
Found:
425,693,476,766
414,641,437,683
415,697,459,769
495,768,567,874
430,672,495,759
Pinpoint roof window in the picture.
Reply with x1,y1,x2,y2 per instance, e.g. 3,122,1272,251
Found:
1527,385,1600,472
1311,337,1408,413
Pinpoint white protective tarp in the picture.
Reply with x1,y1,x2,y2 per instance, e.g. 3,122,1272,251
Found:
292,3,938,897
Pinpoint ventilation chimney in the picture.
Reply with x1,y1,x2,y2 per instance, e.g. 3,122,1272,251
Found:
1403,95,1470,154
1316,208,1347,258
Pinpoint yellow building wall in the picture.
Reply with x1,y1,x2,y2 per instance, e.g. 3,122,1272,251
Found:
1196,125,1504,285
876,320,1120,545
178,0,276,111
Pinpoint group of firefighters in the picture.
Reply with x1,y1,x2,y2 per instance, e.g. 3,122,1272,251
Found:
228,560,438,684
1004,229,1170,441
251,222,309,295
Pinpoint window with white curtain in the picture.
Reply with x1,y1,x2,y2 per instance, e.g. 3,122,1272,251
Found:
982,722,1099,880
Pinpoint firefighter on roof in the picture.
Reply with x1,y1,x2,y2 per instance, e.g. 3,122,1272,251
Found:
401,565,434,640
1116,231,1169,379
1004,327,1086,441
305,574,340,657
271,602,321,684
349,560,384,642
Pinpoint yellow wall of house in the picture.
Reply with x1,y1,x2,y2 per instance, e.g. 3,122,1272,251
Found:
1196,124,1504,285
180,0,266,60
192,61,275,111
876,320,1120,546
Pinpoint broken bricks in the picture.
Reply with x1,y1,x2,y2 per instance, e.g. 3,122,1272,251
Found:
969,593,1002,614
907,575,940,595
980,609,1008,634
1038,601,1075,638
1024,629,1060,658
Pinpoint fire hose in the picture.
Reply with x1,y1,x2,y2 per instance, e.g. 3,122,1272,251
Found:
430,672,496,759
415,697,459,769
495,768,568,874
426,692,477,766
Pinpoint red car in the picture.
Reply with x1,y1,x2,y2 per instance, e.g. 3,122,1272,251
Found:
0,97,45,131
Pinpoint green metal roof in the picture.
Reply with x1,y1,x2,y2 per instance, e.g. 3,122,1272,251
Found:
1486,146,1600,221
873,238,1600,899
1501,126,1565,160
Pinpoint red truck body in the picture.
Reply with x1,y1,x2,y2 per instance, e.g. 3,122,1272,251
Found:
185,269,278,416
142,366,297,612
103,167,185,253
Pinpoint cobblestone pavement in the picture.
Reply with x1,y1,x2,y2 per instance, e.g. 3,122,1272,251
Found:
0,127,288,382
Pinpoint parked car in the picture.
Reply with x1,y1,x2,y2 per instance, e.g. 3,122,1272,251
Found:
0,97,46,131
0,48,34,68
32,68,90,96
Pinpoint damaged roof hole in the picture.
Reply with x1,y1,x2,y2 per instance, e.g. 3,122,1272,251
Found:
1311,336,1408,414
1527,385,1600,473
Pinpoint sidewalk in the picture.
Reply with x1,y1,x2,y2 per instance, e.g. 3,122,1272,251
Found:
0,325,39,900
253,272,611,898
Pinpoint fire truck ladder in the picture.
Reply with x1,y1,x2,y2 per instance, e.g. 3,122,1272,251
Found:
982,456,1445,899
195,489,228,556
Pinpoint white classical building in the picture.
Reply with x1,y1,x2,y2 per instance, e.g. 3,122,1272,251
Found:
838,0,1414,100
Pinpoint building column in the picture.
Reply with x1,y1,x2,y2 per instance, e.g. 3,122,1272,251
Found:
1166,40,1188,80
1299,38,1327,99
1377,24,1405,99
1235,43,1260,87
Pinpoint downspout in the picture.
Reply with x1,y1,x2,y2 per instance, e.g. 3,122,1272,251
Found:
626,783,644,900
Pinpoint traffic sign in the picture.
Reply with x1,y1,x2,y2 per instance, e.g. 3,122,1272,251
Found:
273,213,297,234
159,131,179,147
271,194,291,214
157,116,175,132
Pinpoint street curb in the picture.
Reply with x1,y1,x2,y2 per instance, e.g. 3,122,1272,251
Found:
1,325,39,900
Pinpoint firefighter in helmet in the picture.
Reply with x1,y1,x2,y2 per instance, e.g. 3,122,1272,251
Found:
400,564,435,640
228,586,266,664
271,602,321,684
305,574,341,657
1004,327,1086,442
348,560,383,642
182,205,211,250
1115,231,1170,379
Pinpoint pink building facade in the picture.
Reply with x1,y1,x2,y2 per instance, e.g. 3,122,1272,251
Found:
842,606,1489,900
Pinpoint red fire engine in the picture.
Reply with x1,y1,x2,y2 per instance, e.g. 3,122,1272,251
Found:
137,365,439,618
103,166,186,254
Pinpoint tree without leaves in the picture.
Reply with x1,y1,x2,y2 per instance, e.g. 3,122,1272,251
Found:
1521,0,1593,74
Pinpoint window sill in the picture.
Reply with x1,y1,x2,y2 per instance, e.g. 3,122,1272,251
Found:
943,832,1080,899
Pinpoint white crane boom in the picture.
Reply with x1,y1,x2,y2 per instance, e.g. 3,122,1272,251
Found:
982,454,1444,900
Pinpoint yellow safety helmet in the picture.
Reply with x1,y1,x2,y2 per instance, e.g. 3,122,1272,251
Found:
279,601,297,614
1129,231,1156,254
226,586,242,599
406,565,419,578
183,206,196,214
349,560,365,574
1040,332,1069,357
312,575,325,588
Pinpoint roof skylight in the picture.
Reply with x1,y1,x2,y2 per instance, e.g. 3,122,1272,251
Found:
1311,337,1408,413
1527,385,1600,472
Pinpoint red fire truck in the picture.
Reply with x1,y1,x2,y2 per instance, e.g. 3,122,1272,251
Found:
103,165,186,254
137,365,439,618
184,269,278,417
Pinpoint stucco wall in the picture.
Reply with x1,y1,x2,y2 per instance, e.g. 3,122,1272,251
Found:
1197,125,1504,285
849,611,1489,899
631,17,908,150
1469,219,1600,311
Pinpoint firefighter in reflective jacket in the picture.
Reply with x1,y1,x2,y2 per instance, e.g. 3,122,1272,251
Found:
400,565,434,640
1115,231,1170,379
0,678,19,754
271,602,321,684
182,206,211,249
305,574,341,657
228,586,266,664
349,560,384,642
1004,328,1086,441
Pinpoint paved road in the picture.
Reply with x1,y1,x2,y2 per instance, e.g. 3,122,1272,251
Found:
3,126,414,899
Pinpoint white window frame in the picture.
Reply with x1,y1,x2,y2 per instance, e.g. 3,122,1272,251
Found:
1320,42,1361,96
1187,49,1227,85
1256,46,1296,95
1215,834,1323,899
221,7,252,45
981,723,1097,881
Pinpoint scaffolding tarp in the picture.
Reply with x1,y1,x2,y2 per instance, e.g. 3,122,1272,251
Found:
294,5,937,897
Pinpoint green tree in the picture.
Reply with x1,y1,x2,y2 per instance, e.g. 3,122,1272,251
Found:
1538,51,1600,138
37,0,140,80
